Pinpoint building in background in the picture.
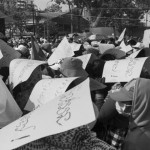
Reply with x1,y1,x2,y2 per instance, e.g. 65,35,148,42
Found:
17,0,34,9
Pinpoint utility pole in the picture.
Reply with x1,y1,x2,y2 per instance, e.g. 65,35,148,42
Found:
31,1,35,36
46,1,51,41
71,4,73,33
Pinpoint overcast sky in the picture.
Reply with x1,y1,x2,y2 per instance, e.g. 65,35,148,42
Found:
34,0,68,11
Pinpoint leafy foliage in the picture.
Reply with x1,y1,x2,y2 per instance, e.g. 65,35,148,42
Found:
45,3,62,12
52,0,150,30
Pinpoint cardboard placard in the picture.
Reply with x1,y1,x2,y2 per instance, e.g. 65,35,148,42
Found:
48,37,74,65
0,78,22,129
76,54,91,69
9,59,46,89
0,39,21,68
0,78,95,150
102,57,148,82
70,42,81,51
118,28,126,42
120,40,133,53
24,77,78,111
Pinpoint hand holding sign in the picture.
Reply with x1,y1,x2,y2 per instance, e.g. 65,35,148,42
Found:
0,78,95,150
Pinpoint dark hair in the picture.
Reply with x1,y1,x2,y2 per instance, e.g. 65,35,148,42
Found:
0,67,9,82
86,59,105,78
100,54,116,61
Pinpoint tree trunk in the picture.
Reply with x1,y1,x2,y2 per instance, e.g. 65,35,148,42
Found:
91,10,103,27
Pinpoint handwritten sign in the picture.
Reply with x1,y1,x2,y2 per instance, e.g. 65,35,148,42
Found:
0,78,22,129
118,28,126,42
9,59,47,89
48,37,74,65
24,77,78,111
0,78,95,150
120,40,133,53
102,57,148,82
76,54,91,69
142,29,150,48
0,39,21,68
98,43,115,54
70,42,81,51
0,49,3,59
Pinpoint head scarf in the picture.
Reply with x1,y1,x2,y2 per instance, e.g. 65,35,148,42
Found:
123,78,150,150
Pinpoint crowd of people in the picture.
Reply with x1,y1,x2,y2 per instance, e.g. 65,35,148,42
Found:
0,29,150,150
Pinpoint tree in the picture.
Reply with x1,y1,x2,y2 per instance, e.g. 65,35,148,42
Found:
45,3,62,12
51,0,150,32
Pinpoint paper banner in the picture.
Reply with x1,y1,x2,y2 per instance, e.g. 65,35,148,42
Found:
0,39,21,68
98,43,115,54
70,42,81,51
24,77,78,111
117,28,126,42
48,37,74,65
76,54,91,69
0,49,3,59
142,29,150,48
0,78,95,150
9,59,47,89
120,40,133,53
0,78,22,129
127,49,142,59
142,29,148,45
102,57,148,82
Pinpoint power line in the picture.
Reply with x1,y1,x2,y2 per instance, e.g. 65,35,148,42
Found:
49,12,142,21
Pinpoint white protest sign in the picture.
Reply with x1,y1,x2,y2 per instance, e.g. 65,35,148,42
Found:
127,49,142,59
70,42,81,51
0,49,3,59
0,39,21,68
118,28,126,42
0,78,22,128
120,40,133,53
24,77,78,111
133,42,144,49
142,29,150,48
76,54,91,69
102,57,148,82
98,43,115,54
9,59,47,89
48,37,74,65
0,78,95,150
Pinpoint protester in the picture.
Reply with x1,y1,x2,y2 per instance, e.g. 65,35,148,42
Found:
109,78,150,150
1,26,150,150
